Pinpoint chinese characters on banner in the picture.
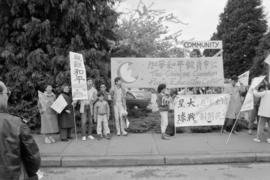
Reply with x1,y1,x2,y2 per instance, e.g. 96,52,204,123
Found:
111,57,224,88
174,94,230,127
70,52,88,100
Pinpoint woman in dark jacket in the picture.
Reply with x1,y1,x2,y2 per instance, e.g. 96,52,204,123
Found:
58,85,74,141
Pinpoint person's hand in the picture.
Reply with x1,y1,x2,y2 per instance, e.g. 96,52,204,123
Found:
66,110,71,114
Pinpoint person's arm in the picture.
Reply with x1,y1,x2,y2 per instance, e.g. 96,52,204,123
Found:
92,89,98,102
20,123,41,178
94,103,98,122
37,101,44,114
106,102,110,120
253,89,266,98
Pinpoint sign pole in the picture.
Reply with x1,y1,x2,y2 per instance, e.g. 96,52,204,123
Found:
226,112,241,144
72,105,78,141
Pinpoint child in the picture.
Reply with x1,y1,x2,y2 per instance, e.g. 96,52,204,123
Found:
94,92,111,140
157,84,171,140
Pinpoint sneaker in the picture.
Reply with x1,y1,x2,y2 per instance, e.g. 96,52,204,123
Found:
97,135,102,140
248,130,252,135
104,134,111,140
253,138,261,143
122,131,128,136
49,136,56,143
88,135,95,140
117,132,121,136
267,139,270,144
82,136,87,141
161,134,170,140
45,137,52,144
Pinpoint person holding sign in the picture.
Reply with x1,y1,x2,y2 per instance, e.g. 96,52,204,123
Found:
78,79,97,141
58,85,74,141
223,75,246,133
38,85,59,144
157,84,171,140
253,82,270,143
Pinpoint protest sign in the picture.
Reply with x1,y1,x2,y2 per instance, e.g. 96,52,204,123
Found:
51,94,68,114
264,54,270,65
238,71,249,86
240,76,266,112
174,94,230,127
70,52,88,100
111,57,224,88
183,41,222,49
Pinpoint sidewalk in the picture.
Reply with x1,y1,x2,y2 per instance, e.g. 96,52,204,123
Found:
35,132,270,167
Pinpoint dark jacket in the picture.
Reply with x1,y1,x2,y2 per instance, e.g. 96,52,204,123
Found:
58,93,74,129
0,112,41,180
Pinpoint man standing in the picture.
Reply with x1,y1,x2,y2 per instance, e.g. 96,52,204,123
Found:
0,82,41,180
110,77,128,136
79,79,97,141
223,75,245,132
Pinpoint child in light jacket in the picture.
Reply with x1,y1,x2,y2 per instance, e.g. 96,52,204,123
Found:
94,92,111,140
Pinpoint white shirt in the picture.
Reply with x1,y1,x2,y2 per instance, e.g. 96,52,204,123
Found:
254,90,270,118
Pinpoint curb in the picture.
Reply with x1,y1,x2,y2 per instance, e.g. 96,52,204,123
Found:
41,153,270,167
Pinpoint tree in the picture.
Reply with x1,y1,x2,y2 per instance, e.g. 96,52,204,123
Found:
250,31,270,78
112,0,186,58
0,0,118,126
206,0,267,78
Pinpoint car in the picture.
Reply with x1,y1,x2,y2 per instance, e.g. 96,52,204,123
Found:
126,89,151,109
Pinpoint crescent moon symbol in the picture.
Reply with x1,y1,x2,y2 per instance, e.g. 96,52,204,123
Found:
117,62,138,83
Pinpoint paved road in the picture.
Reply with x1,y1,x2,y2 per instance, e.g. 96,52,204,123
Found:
41,163,270,180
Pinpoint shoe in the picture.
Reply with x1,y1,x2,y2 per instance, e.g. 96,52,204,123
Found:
88,135,95,140
82,136,87,141
49,136,56,143
61,139,68,142
267,139,270,144
253,138,261,143
67,137,73,140
104,134,111,140
164,133,170,137
117,132,121,136
97,135,102,140
122,131,128,136
45,137,52,144
161,134,170,140
248,130,252,135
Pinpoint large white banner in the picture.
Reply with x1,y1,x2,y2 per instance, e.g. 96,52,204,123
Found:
111,57,224,88
70,52,88,100
183,41,222,49
240,76,266,112
174,94,230,127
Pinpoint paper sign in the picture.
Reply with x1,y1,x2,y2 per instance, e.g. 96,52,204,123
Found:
183,41,222,49
174,94,230,127
238,71,249,86
111,57,224,88
240,76,266,112
70,52,88,100
51,95,68,114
